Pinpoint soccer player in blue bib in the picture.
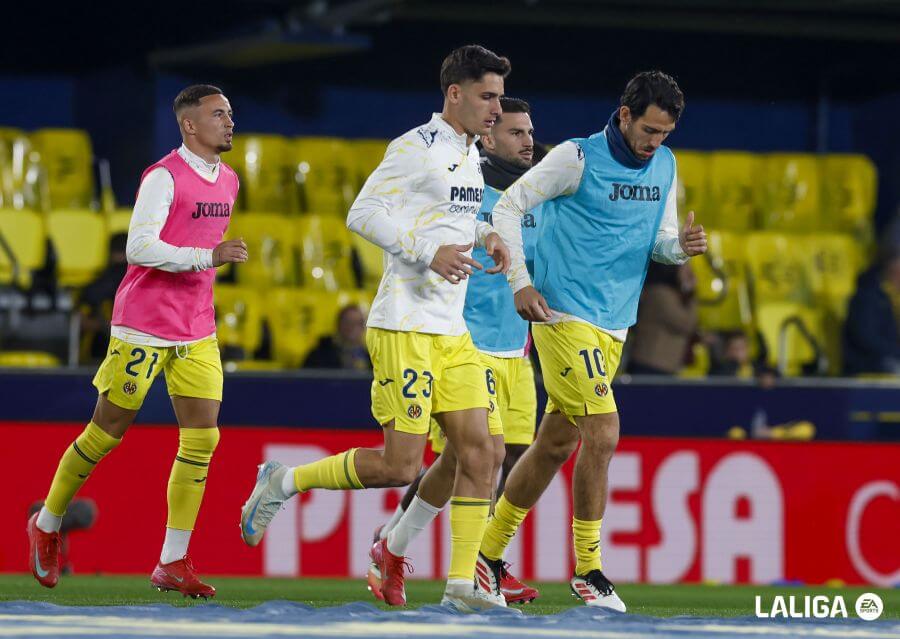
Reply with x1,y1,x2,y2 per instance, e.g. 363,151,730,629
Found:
370,97,543,605
479,71,708,610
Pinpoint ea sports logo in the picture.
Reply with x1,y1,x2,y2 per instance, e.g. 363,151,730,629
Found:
122,381,137,395
856,593,883,621
595,382,609,397
407,404,422,419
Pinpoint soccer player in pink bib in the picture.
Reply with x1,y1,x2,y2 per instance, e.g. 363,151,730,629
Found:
27,84,246,599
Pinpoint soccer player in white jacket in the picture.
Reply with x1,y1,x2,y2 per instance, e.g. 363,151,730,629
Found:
239,45,514,613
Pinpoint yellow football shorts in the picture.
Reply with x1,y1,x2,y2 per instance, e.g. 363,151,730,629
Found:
92,336,223,410
533,322,623,421
366,328,492,436
429,352,535,454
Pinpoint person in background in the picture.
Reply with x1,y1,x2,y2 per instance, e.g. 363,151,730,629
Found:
79,233,128,362
843,251,900,376
708,330,754,378
303,304,371,370
627,262,698,375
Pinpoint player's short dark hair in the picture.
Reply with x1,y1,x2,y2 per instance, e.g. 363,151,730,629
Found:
620,71,684,121
440,45,511,94
173,84,224,116
496,97,530,125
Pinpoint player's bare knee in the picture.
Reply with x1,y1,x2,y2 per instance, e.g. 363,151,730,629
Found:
455,439,494,482
546,439,578,467
580,427,619,460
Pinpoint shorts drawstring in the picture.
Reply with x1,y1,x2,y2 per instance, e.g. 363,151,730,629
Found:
175,344,190,360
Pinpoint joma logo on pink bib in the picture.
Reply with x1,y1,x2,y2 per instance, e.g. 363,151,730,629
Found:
192,202,232,219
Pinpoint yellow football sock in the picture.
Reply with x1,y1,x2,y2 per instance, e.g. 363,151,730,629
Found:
573,517,603,575
294,448,364,491
45,422,121,516
480,494,530,561
448,497,491,581
166,427,220,530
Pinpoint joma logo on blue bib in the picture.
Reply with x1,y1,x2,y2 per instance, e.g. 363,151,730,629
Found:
608,183,661,202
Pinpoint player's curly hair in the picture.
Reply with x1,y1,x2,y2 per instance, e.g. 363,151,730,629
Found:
620,71,685,121
440,45,511,94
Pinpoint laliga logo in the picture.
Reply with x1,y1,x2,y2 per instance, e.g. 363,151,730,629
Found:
754,593,883,620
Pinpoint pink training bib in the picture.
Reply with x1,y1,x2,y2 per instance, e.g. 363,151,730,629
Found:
111,150,239,341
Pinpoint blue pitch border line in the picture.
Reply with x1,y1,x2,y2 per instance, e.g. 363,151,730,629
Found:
1,601,898,639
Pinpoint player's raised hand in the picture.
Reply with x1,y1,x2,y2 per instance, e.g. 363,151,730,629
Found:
515,285,551,322
679,211,708,256
484,232,510,275
212,238,249,266
430,242,483,284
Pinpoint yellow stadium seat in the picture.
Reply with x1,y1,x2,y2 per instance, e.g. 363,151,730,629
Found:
214,285,264,359
228,134,296,213
678,342,710,378
293,137,355,216
707,151,762,231
106,208,133,236
30,129,94,210
46,209,107,287
744,232,813,307
295,215,356,290
760,153,820,231
802,233,866,318
352,232,385,290
755,303,827,376
820,154,877,241
0,351,61,368
692,230,753,331
351,138,390,190
267,288,342,366
673,150,709,223
0,208,46,288
227,213,296,287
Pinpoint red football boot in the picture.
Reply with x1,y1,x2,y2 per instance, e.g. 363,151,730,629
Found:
27,513,61,588
367,526,385,601
500,562,539,605
151,555,216,599
370,538,413,606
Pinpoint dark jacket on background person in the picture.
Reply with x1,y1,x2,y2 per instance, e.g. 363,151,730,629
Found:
303,336,371,371
843,267,900,375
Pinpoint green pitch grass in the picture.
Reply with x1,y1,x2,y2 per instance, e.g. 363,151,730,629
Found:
0,574,897,618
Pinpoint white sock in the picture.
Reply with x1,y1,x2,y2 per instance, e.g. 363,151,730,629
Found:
280,467,298,498
386,495,441,556
160,528,192,564
381,504,405,539
36,507,62,534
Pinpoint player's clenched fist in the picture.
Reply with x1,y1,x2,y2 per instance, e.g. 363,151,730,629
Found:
678,210,707,257
430,242,483,284
514,285,551,322
212,238,249,266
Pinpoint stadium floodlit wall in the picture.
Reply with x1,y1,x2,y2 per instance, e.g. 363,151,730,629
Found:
2,372,898,586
